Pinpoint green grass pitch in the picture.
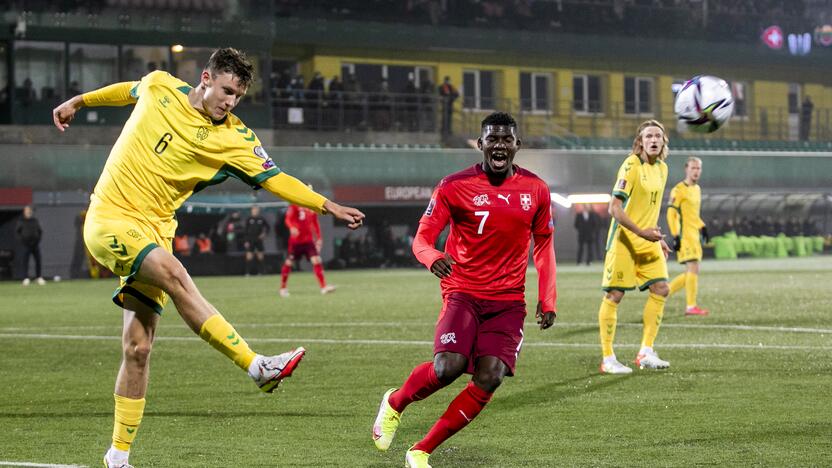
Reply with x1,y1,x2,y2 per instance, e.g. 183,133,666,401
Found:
1,257,830,467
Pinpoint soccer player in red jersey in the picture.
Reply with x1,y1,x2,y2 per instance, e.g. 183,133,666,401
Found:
280,201,336,296
372,112,558,467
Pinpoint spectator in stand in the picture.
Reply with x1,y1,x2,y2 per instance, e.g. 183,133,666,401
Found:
174,234,191,257
308,71,325,101
194,232,213,255
438,76,459,136
223,211,244,252
420,77,435,131
800,96,813,141
16,205,45,286
574,205,598,265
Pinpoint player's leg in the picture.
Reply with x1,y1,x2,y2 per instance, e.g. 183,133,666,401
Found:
311,254,336,294
374,294,475,451
104,296,158,468
33,245,45,283
255,248,265,275
599,248,635,374
135,247,305,392
244,245,254,276
668,270,686,297
635,256,670,369
684,260,708,316
279,255,293,297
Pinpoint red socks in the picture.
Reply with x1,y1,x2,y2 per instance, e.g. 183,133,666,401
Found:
313,263,326,288
388,362,444,413
280,264,291,288
412,382,493,454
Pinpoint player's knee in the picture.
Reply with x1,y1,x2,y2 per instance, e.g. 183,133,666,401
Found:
605,290,624,303
472,371,503,393
122,339,153,367
650,282,670,297
433,354,466,384
311,256,321,265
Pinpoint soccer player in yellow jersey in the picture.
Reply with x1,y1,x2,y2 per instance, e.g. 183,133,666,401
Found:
597,120,672,374
52,48,365,468
667,157,709,316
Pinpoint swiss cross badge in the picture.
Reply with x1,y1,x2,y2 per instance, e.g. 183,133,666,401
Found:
520,193,532,211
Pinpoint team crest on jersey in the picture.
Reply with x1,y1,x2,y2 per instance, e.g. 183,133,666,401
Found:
617,179,627,190
472,194,491,206
253,146,269,160
520,193,532,211
196,126,211,141
262,159,275,170
425,198,436,216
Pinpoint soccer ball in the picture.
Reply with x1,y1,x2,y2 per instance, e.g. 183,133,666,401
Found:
674,75,734,133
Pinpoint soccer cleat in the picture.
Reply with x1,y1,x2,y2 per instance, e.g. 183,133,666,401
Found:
36,277,46,286
635,351,670,370
103,449,133,468
685,306,709,316
22,278,30,286
372,388,401,451
279,288,290,298
405,448,432,468
321,285,337,295
252,347,306,393
599,359,633,374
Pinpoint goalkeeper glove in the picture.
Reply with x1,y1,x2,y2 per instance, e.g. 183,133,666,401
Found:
700,226,710,243
673,236,681,251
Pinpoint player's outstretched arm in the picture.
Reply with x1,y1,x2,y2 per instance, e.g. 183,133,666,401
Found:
52,81,139,132
322,200,365,230
262,173,364,229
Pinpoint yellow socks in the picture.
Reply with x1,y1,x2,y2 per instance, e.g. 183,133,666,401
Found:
668,273,686,296
198,314,256,371
112,394,145,452
685,273,699,309
598,297,619,358
641,293,666,349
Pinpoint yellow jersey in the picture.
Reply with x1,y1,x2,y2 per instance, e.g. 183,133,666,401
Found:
606,153,668,254
667,181,705,239
87,71,284,238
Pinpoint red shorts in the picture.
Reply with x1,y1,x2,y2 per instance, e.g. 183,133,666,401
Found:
434,292,527,376
288,241,318,260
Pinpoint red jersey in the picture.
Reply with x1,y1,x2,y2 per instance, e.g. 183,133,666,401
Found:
412,164,557,311
284,205,321,245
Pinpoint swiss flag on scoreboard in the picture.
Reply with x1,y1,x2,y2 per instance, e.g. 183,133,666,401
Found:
762,25,784,49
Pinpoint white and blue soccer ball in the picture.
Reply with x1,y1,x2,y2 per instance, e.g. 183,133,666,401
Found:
674,75,734,133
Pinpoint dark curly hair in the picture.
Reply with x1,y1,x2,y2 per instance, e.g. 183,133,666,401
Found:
205,48,254,89
481,111,517,129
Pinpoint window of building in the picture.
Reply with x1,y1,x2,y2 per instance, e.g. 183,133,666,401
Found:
13,41,65,104
520,72,551,112
624,76,653,115
731,81,749,118
69,44,118,96
462,69,495,110
573,74,602,113
121,45,169,80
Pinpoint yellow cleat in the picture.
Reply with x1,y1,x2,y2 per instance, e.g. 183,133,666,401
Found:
372,388,401,451
405,448,432,468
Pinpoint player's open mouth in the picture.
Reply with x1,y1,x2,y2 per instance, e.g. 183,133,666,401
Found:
491,152,508,168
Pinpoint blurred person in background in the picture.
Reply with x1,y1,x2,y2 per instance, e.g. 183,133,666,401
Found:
574,204,598,265
243,205,269,275
52,47,364,468
16,205,45,286
280,190,337,297
667,157,709,317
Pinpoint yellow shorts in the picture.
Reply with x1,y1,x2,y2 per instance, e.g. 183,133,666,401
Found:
677,234,703,263
84,206,172,314
602,241,668,291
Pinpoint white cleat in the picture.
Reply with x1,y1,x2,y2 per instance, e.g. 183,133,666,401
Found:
36,277,46,285
372,388,401,451
279,288,290,298
600,359,633,374
22,278,30,286
252,347,306,393
103,448,133,468
320,285,337,295
635,351,670,370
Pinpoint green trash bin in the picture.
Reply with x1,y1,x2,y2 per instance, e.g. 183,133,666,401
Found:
712,235,737,260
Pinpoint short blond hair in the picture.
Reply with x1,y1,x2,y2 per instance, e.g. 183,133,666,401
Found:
631,119,669,161
684,156,702,168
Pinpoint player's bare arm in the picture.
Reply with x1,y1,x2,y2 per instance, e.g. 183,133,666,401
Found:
429,254,455,279
609,197,663,242
322,200,365,229
52,95,85,131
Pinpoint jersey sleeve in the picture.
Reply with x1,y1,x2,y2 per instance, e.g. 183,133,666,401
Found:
532,182,557,312
222,127,283,191
667,185,682,237
261,173,327,213
82,81,139,107
412,183,452,270
611,156,638,202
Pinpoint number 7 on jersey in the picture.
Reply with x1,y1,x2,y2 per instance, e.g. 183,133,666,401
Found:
475,210,489,235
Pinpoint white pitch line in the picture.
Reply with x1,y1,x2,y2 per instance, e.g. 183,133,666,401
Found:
0,462,87,468
1,321,830,334
0,333,829,351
